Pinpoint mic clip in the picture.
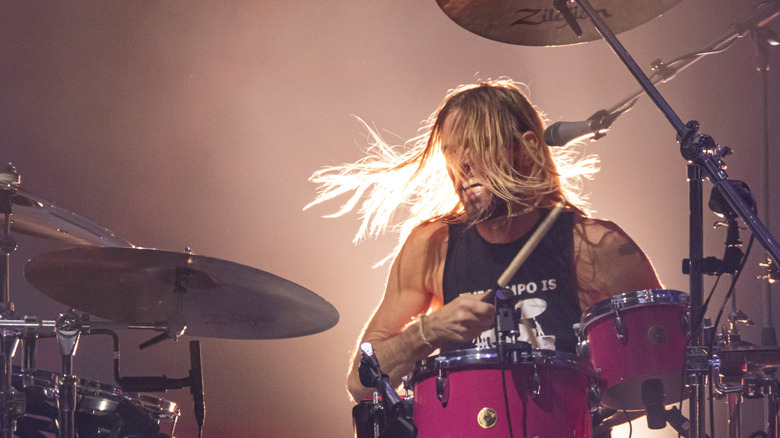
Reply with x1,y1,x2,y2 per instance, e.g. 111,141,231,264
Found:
358,356,385,389
585,109,616,141
494,288,517,337
494,288,519,365
357,343,416,438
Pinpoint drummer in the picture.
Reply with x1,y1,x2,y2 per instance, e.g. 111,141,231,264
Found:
308,78,662,403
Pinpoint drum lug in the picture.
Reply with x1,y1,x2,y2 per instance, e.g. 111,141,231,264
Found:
681,313,691,337
436,371,449,407
576,338,589,359
614,312,627,344
530,363,541,399
588,383,602,412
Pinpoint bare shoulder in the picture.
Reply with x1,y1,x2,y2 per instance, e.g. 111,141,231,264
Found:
573,215,641,256
394,220,449,303
573,214,662,308
405,220,449,250
398,221,449,270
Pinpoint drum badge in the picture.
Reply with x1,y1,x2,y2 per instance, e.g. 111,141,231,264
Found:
477,407,498,429
646,325,668,344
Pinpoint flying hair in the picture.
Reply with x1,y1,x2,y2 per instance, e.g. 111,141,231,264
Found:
305,78,600,265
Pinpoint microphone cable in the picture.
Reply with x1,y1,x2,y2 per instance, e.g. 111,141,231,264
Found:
500,361,514,438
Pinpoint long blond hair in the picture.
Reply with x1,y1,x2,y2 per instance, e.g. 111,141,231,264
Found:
306,79,599,263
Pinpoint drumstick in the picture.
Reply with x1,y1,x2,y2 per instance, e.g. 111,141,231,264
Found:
493,198,567,349
497,198,567,288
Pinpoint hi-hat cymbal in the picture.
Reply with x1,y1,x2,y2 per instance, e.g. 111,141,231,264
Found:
437,0,682,46
24,247,339,340
2,186,132,247
718,344,780,377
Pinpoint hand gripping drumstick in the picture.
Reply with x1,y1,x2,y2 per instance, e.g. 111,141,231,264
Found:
488,198,567,349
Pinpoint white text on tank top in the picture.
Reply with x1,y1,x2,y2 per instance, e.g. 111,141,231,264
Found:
467,277,558,350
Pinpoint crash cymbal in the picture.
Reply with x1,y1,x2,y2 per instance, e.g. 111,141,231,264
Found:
24,247,339,339
437,0,682,46
1,186,132,247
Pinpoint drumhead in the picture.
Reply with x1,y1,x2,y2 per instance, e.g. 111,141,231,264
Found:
411,346,594,385
580,289,689,332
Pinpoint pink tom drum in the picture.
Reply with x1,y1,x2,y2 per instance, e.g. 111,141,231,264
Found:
411,346,595,438
579,289,690,410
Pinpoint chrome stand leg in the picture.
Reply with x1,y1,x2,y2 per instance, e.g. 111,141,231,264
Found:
768,380,779,438
727,392,741,438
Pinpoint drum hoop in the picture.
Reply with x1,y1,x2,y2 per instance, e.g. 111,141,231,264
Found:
579,289,689,333
15,370,120,398
125,392,181,417
411,346,595,385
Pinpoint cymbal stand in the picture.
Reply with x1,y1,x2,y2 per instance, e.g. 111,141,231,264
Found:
766,378,779,437
711,368,743,438
55,312,82,438
0,165,18,305
21,316,38,374
751,22,779,349
0,166,24,438
727,391,742,438
559,0,780,436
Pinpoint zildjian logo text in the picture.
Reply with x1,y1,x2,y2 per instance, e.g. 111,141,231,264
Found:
512,6,613,29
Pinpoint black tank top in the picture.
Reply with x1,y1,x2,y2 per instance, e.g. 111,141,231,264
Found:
441,211,581,354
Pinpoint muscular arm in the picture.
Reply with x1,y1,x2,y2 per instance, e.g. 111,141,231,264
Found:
574,216,662,310
346,222,495,402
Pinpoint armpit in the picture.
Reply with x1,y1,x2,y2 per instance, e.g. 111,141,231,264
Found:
578,287,612,312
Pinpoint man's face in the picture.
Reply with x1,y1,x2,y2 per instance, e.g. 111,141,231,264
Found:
448,165,501,224
441,114,505,224
461,186,504,224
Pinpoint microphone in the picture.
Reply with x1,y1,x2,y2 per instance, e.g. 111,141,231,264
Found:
358,343,401,406
358,343,381,388
358,343,417,438
544,109,614,146
642,378,667,430
190,340,205,434
544,120,604,146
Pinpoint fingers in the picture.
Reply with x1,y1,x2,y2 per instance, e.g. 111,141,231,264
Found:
425,294,496,344
458,292,495,316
